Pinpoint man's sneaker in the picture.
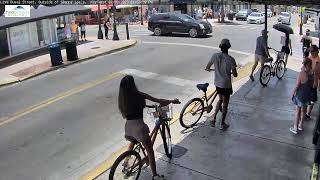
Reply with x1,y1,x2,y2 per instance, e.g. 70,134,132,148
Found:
290,127,298,134
153,174,165,180
249,75,254,81
305,114,311,120
219,123,230,130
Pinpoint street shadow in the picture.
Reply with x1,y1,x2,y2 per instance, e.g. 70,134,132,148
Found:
149,67,316,180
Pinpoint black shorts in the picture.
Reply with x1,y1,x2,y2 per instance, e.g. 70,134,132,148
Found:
216,86,233,96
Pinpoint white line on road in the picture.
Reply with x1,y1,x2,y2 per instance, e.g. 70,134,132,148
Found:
120,68,198,86
142,41,251,56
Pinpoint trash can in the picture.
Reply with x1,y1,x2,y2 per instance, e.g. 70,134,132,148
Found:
48,43,63,66
65,40,78,61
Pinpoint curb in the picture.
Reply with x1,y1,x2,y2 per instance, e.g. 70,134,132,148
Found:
80,60,254,180
0,40,138,88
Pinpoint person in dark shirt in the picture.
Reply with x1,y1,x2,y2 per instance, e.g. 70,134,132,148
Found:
250,30,270,81
281,33,292,67
301,29,312,57
118,75,180,180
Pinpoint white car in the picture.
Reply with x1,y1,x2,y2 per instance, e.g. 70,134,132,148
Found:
247,12,265,24
278,12,291,24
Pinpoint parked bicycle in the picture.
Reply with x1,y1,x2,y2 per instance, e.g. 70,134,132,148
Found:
109,104,175,180
179,83,218,128
259,47,286,87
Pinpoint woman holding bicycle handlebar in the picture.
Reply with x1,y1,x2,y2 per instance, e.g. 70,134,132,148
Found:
118,75,179,180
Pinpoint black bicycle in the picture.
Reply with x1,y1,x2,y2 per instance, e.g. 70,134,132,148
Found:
109,104,175,180
259,47,286,87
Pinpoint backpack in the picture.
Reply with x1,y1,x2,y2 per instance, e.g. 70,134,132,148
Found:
303,37,311,47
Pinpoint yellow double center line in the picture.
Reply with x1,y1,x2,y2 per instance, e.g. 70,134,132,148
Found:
0,72,122,128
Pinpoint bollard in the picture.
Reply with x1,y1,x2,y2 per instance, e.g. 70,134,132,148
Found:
126,23,130,40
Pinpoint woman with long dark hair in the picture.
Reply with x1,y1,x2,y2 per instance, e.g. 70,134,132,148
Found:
118,75,180,180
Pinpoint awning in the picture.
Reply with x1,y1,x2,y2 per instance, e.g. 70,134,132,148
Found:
116,5,140,9
0,5,90,29
89,4,113,12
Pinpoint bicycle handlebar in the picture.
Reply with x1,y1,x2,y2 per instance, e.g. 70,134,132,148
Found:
268,47,281,53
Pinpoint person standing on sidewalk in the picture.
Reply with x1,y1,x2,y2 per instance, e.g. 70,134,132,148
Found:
205,39,238,130
301,29,312,57
103,17,110,39
80,21,86,41
291,58,316,134
118,75,180,180
306,45,320,119
250,30,270,81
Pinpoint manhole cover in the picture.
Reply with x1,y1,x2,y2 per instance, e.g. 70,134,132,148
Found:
156,145,188,158
91,46,101,49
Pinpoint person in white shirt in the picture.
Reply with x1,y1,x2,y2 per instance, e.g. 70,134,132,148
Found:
205,39,238,130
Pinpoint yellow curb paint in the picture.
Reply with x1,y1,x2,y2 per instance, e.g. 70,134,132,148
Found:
81,146,128,180
82,62,254,180
0,72,122,128
311,163,319,180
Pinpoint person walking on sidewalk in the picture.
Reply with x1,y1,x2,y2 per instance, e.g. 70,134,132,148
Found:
118,75,180,180
281,33,292,68
306,45,320,119
291,58,316,134
301,29,312,58
250,30,270,81
205,39,238,130
80,21,86,41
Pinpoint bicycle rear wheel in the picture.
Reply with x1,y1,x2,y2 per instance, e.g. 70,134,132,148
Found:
179,98,204,128
276,60,285,79
259,65,271,87
109,151,142,180
160,123,172,159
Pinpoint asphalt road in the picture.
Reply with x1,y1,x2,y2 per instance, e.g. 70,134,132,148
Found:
0,15,306,179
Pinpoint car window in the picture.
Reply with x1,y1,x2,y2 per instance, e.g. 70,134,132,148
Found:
168,15,181,21
176,14,196,22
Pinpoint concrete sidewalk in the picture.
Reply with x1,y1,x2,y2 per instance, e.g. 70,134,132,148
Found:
0,37,137,87
96,57,317,180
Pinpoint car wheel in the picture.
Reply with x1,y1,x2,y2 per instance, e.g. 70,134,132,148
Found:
189,28,198,38
154,27,162,36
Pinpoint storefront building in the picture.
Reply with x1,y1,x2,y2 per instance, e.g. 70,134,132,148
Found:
0,5,89,61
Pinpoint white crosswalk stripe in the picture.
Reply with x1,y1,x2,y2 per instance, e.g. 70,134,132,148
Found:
120,68,199,86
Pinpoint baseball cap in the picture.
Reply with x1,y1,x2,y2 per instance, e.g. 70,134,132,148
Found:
219,39,231,49
261,29,269,35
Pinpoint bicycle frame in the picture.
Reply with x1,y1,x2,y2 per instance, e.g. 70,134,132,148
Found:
125,115,170,169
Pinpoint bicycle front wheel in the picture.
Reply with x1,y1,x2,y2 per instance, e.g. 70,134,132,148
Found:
109,151,142,180
276,60,285,79
179,98,204,128
259,65,271,87
160,123,172,159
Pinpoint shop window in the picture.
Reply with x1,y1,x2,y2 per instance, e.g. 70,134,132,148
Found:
0,29,9,59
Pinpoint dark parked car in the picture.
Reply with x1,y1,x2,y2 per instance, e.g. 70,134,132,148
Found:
235,9,252,20
148,13,212,38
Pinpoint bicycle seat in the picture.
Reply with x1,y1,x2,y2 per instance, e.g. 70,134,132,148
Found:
196,83,209,92
125,135,139,144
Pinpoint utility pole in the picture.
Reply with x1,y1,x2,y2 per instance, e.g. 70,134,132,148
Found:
97,3,103,39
